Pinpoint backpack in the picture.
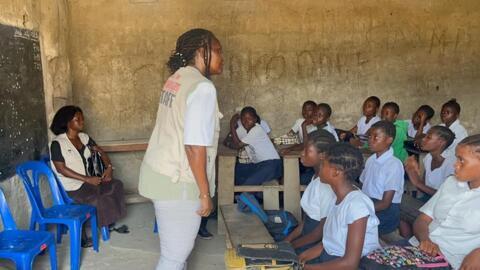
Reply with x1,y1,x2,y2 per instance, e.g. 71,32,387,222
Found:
236,193,298,241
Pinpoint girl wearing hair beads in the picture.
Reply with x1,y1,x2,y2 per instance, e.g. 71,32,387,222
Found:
138,29,223,270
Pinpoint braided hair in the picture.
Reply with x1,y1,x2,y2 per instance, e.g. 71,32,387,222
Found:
458,134,480,156
166,28,217,78
428,126,455,151
325,142,364,182
306,129,336,153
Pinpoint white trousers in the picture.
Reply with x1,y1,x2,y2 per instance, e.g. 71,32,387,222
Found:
153,200,201,270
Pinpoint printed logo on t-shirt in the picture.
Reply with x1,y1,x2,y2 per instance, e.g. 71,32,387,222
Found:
160,75,181,108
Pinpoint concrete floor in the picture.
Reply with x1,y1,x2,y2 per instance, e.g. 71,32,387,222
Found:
0,203,226,270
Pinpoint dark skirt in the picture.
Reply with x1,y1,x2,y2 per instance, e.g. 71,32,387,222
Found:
67,179,127,227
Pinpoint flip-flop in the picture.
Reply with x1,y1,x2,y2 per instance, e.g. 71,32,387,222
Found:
112,224,130,234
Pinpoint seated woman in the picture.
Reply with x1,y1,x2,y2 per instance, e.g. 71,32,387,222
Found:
49,105,127,247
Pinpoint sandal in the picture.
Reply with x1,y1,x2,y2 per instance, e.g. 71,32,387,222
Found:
111,224,130,234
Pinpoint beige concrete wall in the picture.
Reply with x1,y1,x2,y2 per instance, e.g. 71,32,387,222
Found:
67,0,480,190
0,0,71,228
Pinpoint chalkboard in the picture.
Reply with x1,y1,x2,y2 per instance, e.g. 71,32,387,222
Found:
0,23,47,180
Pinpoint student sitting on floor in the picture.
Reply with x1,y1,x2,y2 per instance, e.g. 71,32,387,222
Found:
363,134,480,270
284,130,337,253
381,102,409,163
360,121,404,236
400,126,455,238
230,107,282,186
304,103,339,143
440,98,468,158
288,100,318,143
299,143,380,269
407,104,435,142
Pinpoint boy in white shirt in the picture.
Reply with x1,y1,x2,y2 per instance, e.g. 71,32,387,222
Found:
382,135,480,270
360,120,404,235
407,104,434,140
288,100,317,143
299,143,380,269
440,99,468,158
304,103,339,143
230,107,282,186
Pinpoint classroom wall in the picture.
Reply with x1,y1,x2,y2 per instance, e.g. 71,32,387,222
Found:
67,0,480,191
0,0,71,228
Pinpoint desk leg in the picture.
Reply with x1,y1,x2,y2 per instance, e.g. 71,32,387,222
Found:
283,157,301,221
217,155,236,235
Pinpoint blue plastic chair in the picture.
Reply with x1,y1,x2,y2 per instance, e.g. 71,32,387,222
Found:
16,161,99,270
40,156,111,242
0,187,57,270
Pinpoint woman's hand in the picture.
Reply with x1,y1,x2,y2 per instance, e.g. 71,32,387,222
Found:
197,196,213,217
85,176,102,186
419,239,440,256
102,166,113,182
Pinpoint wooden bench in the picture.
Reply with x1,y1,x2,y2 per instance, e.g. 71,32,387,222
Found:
220,204,274,249
98,140,149,205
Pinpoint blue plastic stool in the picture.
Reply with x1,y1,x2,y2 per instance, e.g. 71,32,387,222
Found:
16,161,99,270
0,187,57,270
41,156,111,242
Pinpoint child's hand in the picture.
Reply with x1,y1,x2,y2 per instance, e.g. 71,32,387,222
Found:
302,118,313,126
419,239,440,256
339,132,347,140
298,244,323,264
405,156,420,175
349,137,362,147
460,248,480,270
418,111,427,125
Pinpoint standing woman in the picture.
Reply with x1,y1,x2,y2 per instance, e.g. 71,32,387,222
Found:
138,29,223,270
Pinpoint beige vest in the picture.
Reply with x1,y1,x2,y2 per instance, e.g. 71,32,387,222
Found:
50,132,91,191
142,66,221,195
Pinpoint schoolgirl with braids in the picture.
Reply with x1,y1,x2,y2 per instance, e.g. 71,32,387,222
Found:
139,28,223,270
300,143,380,269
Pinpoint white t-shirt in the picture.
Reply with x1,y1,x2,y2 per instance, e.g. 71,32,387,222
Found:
300,176,336,221
323,190,380,257
423,153,455,190
184,82,217,146
237,119,271,139
409,176,480,270
323,121,339,142
291,118,317,143
357,116,381,136
440,119,468,158
360,148,405,204
406,119,431,138
240,124,280,163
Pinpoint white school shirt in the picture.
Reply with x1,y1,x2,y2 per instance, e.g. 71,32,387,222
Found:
322,190,381,257
237,119,271,139
409,176,480,270
323,121,339,142
184,82,217,146
291,118,318,143
357,116,381,136
240,124,280,163
360,148,405,204
423,153,455,190
300,176,336,221
406,120,431,138
440,120,468,158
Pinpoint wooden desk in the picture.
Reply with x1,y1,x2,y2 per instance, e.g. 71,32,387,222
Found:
97,139,148,152
279,149,302,221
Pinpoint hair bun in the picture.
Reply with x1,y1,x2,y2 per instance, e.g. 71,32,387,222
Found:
167,51,187,72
